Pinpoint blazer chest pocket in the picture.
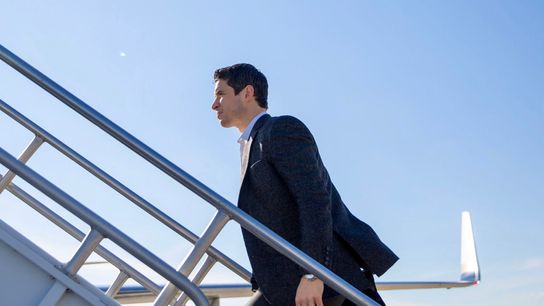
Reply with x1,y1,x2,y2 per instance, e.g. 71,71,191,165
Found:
250,159,264,168
247,159,272,182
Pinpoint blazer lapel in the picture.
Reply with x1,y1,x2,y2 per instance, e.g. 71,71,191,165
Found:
240,114,270,182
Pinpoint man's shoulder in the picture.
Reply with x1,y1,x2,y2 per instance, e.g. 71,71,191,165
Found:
272,115,304,124
265,115,308,131
258,115,315,148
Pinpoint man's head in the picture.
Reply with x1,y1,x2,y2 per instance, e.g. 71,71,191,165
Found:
212,63,268,131
214,63,268,108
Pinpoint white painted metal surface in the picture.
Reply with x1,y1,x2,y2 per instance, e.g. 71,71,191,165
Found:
461,211,480,282
0,219,119,306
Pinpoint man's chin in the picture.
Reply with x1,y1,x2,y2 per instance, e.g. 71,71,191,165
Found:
219,120,231,128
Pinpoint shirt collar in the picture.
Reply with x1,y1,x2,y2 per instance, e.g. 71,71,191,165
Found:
238,111,267,144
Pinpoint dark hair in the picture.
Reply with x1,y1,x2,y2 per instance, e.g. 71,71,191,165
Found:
214,63,268,108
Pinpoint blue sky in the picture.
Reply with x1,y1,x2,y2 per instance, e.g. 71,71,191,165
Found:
0,1,543,305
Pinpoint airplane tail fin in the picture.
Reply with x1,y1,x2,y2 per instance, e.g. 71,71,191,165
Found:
460,211,481,283
376,211,481,290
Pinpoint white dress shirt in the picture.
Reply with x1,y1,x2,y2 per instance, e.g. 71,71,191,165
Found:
238,112,267,178
238,111,267,158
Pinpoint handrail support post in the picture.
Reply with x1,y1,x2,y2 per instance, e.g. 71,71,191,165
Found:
106,270,130,297
0,135,43,193
65,228,103,275
175,256,217,306
154,211,229,306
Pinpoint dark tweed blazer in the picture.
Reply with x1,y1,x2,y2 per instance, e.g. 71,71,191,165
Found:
238,114,398,305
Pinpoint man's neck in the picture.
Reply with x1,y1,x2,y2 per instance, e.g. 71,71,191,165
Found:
238,108,267,133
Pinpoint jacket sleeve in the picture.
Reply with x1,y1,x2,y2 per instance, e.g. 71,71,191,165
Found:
268,116,333,275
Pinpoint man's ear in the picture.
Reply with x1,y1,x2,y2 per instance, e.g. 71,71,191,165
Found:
243,85,255,100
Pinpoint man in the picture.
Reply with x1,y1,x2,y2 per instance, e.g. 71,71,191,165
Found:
211,63,398,306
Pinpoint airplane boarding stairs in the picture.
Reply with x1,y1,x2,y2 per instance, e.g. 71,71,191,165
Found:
0,44,480,306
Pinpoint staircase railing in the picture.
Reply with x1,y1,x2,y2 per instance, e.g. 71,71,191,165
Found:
0,43,379,306
0,148,209,306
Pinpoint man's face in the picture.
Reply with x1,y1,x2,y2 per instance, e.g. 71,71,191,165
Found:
212,79,245,129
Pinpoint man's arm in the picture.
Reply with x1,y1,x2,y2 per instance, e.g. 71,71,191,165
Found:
269,116,334,270
269,116,333,304
270,117,332,298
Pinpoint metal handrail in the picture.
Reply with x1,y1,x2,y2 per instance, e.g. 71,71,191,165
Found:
0,98,251,283
0,147,210,306
0,43,378,305
1,173,161,295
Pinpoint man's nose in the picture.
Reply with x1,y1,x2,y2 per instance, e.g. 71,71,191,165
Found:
211,98,219,110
